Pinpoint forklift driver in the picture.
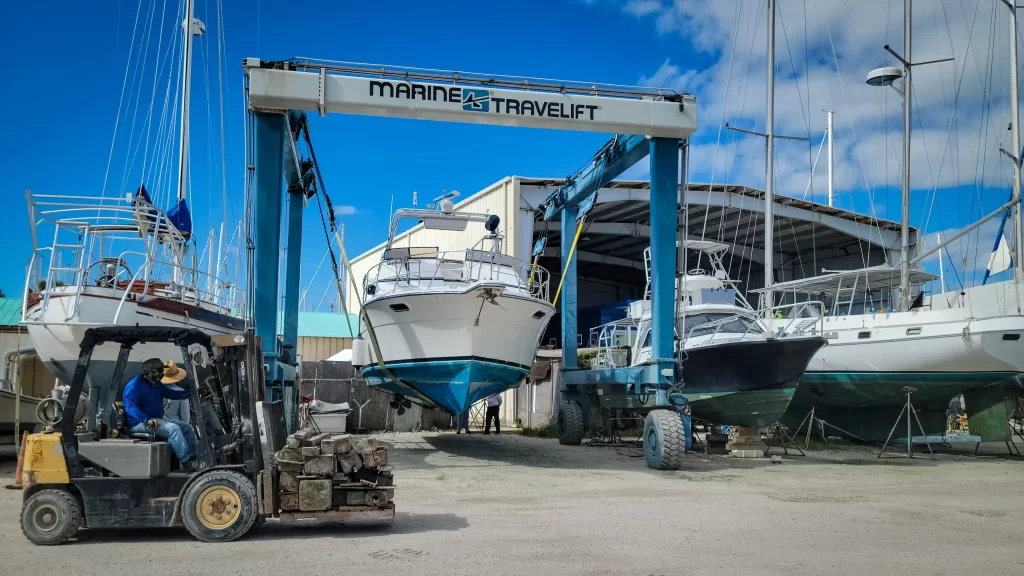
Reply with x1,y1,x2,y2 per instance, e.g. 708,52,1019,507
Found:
123,358,198,472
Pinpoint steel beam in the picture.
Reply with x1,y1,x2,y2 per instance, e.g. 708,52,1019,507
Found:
649,137,679,394
253,112,285,363
560,204,579,369
542,135,651,221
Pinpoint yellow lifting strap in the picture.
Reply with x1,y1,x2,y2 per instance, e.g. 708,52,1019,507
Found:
552,218,585,307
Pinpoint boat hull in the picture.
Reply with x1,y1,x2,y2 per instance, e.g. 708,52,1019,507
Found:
600,336,827,428
26,291,241,388
0,389,42,437
357,287,553,414
779,297,1024,441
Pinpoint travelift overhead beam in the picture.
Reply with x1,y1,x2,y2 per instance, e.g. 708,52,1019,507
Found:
244,59,697,138
541,134,651,221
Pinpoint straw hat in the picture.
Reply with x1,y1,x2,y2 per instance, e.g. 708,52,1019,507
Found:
161,360,187,384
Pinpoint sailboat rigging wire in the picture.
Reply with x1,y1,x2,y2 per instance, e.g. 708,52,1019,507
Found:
100,0,145,200
801,132,828,200
698,0,744,272
920,0,983,253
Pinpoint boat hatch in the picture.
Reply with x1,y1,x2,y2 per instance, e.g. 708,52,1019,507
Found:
389,303,410,312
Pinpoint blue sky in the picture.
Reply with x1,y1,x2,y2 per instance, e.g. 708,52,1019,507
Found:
1,0,1019,303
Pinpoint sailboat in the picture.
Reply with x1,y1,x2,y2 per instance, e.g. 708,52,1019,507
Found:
762,0,1024,441
20,0,243,388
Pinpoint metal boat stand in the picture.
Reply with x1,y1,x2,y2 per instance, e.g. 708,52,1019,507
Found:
878,386,935,459
765,422,806,457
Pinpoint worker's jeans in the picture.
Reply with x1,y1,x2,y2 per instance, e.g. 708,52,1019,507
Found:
131,418,196,464
484,406,500,434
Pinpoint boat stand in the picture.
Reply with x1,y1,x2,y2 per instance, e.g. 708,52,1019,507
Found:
764,422,805,457
878,386,934,459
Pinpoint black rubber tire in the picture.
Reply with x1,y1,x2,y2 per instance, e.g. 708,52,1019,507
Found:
644,409,687,470
21,489,83,546
181,470,258,543
557,401,585,445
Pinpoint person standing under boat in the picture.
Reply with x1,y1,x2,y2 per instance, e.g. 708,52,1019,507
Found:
483,394,502,435
456,410,471,434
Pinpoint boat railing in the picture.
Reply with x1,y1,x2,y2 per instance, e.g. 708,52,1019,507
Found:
768,301,826,337
591,320,637,369
363,249,551,302
23,192,243,324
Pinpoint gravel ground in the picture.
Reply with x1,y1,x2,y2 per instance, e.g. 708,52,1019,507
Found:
1,433,1022,576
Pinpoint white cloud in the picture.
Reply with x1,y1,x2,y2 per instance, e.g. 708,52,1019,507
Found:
333,205,357,216
621,0,1019,241
623,0,662,18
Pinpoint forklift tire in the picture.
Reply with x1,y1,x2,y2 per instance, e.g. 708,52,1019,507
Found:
557,401,585,445
644,409,686,470
181,470,258,543
21,489,83,546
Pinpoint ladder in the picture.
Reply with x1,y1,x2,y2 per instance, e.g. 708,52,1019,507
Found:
830,272,859,316
41,222,91,322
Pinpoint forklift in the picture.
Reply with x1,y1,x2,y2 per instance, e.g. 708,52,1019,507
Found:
19,326,393,545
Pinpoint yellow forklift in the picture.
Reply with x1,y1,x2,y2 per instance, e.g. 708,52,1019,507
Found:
19,326,393,545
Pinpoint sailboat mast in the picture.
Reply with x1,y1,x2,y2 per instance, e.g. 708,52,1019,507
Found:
176,0,198,202
899,0,912,309
827,110,835,207
764,0,776,314
1008,0,1023,282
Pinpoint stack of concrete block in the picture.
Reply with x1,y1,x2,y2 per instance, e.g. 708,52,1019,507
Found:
275,429,394,512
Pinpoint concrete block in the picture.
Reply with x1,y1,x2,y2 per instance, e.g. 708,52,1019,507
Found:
279,471,299,492
285,437,301,449
298,479,332,511
307,432,331,446
353,437,382,453
339,452,362,475
280,492,299,511
276,448,302,461
322,434,353,454
361,448,388,469
277,459,303,473
301,445,321,458
303,455,337,477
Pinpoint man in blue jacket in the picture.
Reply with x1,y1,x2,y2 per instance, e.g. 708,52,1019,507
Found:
123,358,197,472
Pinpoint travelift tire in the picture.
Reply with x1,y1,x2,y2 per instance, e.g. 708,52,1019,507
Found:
557,401,585,445
21,489,82,545
182,470,258,543
644,410,686,470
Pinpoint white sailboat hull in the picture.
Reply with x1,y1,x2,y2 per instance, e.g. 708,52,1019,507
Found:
25,289,241,386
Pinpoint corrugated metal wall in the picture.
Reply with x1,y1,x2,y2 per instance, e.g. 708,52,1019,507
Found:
346,177,520,310
297,336,352,362
1,331,55,398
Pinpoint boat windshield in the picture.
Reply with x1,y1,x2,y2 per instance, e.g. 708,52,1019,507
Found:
641,312,762,347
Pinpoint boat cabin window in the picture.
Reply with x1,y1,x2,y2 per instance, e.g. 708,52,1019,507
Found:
383,247,439,260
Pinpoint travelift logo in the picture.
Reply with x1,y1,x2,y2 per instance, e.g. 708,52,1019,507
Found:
368,80,599,121
462,89,490,112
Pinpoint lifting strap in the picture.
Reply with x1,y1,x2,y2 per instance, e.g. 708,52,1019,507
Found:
552,217,585,307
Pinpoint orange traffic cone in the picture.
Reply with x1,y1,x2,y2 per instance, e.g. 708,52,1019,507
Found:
5,431,28,490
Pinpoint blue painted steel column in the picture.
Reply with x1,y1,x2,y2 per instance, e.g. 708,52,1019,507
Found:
649,137,680,388
560,204,579,369
282,189,303,359
253,112,285,362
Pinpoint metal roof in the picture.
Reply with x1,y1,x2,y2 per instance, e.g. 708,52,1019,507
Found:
0,298,23,328
523,179,907,288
